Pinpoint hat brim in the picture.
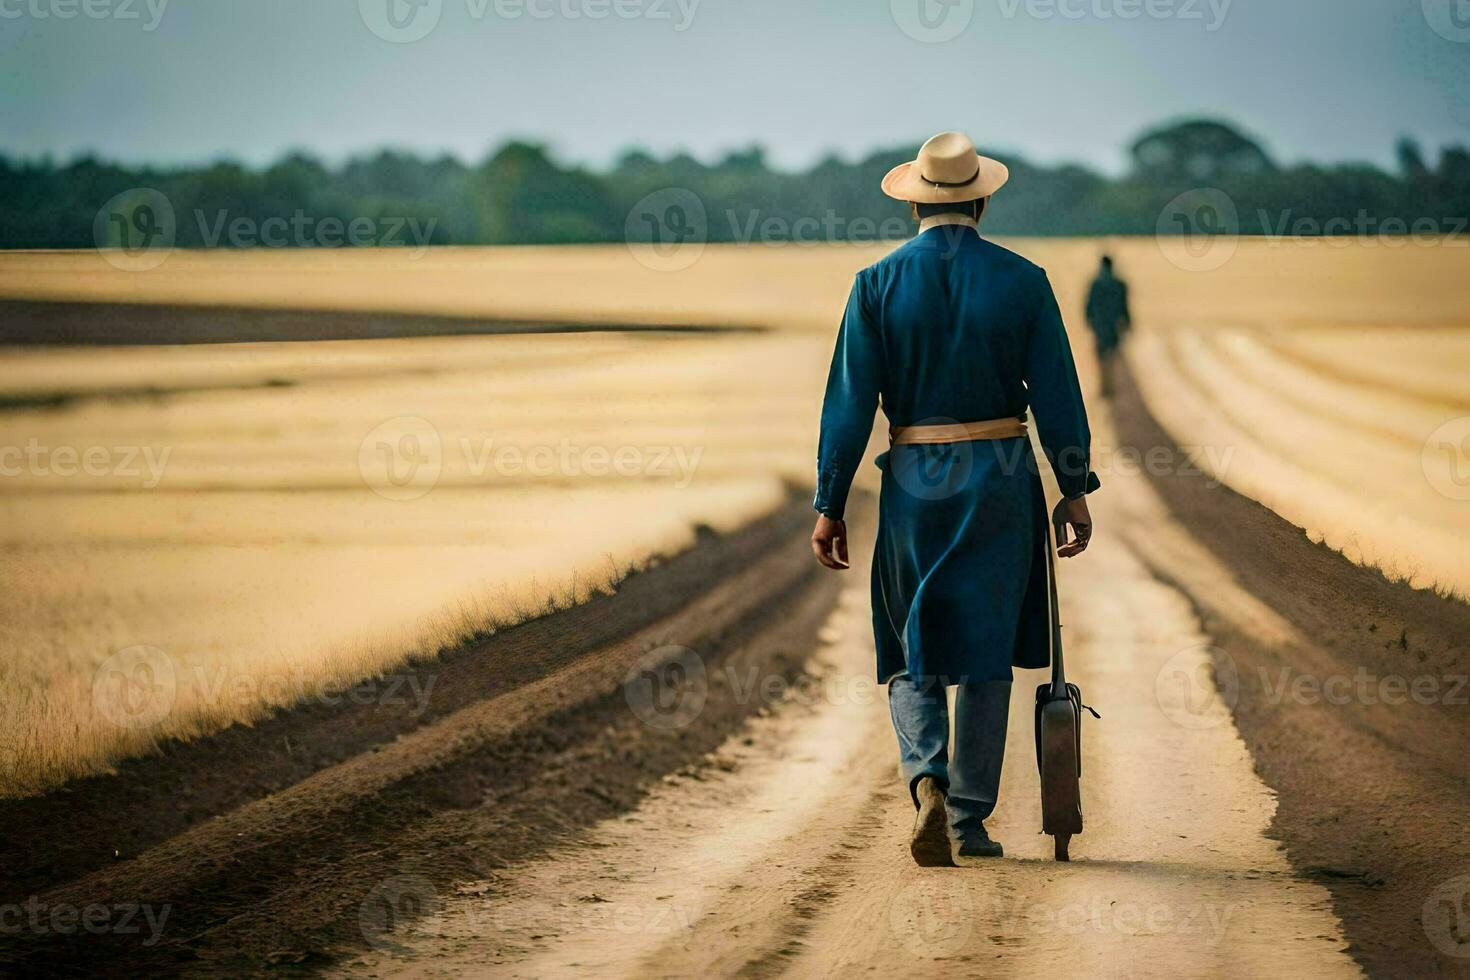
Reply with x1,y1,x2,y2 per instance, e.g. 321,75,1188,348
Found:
881,155,1009,204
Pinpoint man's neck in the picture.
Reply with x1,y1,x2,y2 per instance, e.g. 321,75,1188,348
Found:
917,213,978,234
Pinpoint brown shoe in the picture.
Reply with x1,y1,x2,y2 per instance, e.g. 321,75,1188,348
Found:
909,777,955,867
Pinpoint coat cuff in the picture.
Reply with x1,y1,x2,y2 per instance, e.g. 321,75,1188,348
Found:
1063,470,1102,500
812,488,846,521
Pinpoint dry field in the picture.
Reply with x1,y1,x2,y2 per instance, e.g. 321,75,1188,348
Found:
1,238,1467,801
0,328,826,797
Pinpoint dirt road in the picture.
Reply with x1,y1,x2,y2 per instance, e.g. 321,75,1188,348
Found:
12,370,1458,977
1111,360,1470,978
337,430,1362,978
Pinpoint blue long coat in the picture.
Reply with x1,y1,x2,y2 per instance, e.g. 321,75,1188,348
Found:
814,226,1099,684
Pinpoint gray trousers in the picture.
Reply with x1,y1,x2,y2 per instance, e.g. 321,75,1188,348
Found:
888,673,1012,841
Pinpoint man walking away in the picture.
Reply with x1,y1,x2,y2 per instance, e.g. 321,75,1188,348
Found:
809,132,1099,866
1085,255,1131,398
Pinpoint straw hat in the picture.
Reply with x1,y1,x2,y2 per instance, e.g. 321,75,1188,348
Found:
881,131,1009,204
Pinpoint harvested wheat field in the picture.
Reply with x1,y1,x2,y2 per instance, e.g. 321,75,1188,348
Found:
2,239,1469,978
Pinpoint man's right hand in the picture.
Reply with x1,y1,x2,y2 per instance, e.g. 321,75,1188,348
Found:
1052,495,1094,558
811,515,850,570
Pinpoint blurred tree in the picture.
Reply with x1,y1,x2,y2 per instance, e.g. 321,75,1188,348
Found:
473,141,618,244
1396,137,1430,180
1130,119,1276,182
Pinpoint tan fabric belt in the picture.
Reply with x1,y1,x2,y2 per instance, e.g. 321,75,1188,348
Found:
889,417,1029,445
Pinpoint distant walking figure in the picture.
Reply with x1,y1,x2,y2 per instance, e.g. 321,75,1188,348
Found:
1085,255,1131,397
809,132,1098,865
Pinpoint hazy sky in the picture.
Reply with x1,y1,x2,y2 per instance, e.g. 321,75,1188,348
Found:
3,0,1467,173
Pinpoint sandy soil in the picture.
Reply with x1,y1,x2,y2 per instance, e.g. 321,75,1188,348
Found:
337,451,1359,979
1112,359,1470,978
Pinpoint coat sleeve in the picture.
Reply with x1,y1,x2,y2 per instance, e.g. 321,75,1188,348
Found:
1024,269,1101,500
813,274,883,521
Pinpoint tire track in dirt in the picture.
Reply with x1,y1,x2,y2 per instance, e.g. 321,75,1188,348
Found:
0,501,811,900
336,575,902,980
0,495,843,976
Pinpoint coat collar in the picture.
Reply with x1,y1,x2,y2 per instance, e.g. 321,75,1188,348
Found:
911,222,981,251
917,213,978,234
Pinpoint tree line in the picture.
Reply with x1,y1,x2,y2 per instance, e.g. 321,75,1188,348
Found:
2,119,1467,249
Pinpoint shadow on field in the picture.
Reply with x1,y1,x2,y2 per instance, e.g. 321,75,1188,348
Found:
0,299,761,346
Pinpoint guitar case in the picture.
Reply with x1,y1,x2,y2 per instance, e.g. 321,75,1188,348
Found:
1034,506,1100,862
